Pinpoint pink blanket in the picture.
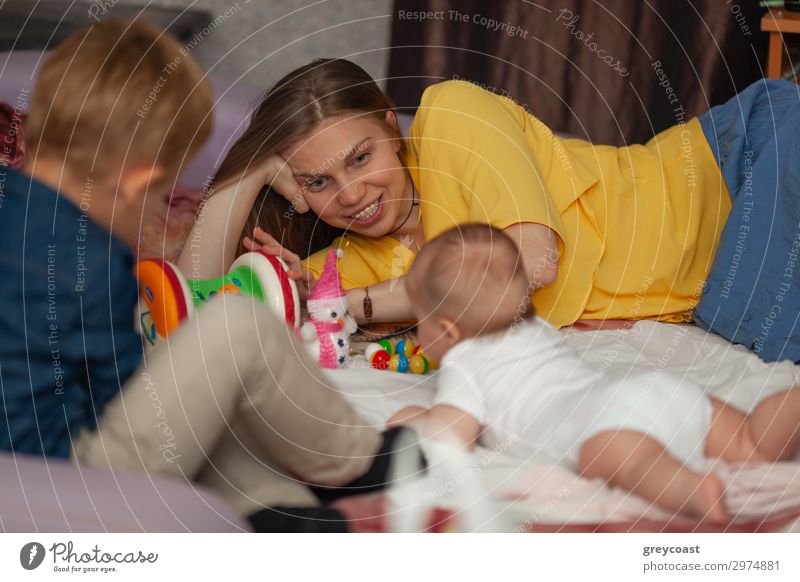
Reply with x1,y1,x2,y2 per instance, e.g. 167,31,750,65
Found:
332,461,800,533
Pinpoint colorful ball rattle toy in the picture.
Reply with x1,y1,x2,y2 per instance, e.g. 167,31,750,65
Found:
135,250,300,347
363,339,437,374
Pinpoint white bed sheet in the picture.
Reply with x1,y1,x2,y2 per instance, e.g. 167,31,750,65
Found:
326,322,800,530
331,321,800,425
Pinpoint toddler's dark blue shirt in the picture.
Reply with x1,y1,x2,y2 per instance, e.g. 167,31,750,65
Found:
0,167,142,457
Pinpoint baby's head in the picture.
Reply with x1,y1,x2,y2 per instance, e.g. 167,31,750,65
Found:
25,19,213,245
406,223,533,360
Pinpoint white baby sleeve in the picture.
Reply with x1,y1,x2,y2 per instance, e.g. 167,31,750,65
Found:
432,357,488,425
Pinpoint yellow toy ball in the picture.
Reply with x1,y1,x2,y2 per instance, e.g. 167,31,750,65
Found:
397,339,415,358
414,347,438,369
388,354,401,372
408,354,429,375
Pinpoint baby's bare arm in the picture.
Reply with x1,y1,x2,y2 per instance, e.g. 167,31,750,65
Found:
580,430,728,522
386,406,427,428
386,405,481,447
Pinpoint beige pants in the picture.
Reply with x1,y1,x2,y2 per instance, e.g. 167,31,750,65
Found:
71,295,380,516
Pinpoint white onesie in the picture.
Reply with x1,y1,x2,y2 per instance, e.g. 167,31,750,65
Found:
433,317,713,472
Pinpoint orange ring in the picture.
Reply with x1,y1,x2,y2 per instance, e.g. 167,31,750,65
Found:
135,260,184,339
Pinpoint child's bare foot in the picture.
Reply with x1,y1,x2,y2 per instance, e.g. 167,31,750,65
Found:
687,473,728,523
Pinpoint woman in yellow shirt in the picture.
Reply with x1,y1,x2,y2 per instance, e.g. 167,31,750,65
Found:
179,58,730,331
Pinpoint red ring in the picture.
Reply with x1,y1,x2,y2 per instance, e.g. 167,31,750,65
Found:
257,251,297,328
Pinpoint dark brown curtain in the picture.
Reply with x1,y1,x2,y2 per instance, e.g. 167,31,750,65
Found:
388,0,766,145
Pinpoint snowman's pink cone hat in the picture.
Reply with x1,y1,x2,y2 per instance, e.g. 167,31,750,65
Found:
307,249,346,313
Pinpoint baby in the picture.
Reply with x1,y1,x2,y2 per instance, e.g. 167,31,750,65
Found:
391,223,800,521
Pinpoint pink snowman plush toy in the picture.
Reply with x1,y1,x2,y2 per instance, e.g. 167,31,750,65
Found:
300,249,357,368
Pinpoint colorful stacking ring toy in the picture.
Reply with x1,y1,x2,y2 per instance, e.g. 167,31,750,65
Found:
136,250,300,346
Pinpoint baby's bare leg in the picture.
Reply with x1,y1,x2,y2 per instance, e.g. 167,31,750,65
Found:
580,430,728,522
747,388,800,461
707,389,800,463
705,398,764,463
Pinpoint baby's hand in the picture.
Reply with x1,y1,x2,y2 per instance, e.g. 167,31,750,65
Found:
386,405,428,428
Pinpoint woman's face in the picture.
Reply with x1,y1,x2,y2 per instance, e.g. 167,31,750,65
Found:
281,112,410,237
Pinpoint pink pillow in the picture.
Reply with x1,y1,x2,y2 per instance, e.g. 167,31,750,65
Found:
0,102,27,168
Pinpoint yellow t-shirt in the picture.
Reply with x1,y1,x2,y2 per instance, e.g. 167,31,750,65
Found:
304,80,731,328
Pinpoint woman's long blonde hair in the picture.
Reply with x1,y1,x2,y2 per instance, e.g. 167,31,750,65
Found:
212,58,404,258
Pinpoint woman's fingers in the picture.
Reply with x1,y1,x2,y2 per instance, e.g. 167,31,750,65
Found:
295,274,310,302
265,154,310,214
241,230,316,301
248,228,305,280
252,227,281,248
301,269,315,295
296,270,317,302
242,236,260,252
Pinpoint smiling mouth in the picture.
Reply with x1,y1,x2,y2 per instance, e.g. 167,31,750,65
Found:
348,194,383,222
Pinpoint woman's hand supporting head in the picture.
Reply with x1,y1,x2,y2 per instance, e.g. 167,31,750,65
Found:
175,153,303,279
261,153,310,214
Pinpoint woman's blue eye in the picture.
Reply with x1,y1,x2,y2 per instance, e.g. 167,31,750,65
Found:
353,152,370,165
307,177,327,191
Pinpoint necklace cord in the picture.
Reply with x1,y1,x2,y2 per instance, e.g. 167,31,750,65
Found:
384,179,418,238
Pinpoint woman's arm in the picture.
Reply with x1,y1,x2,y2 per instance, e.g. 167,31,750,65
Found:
333,224,556,324
176,172,261,278
346,276,413,324
176,155,306,279
413,81,568,291
503,222,559,289
337,224,557,324
241,228,412,312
